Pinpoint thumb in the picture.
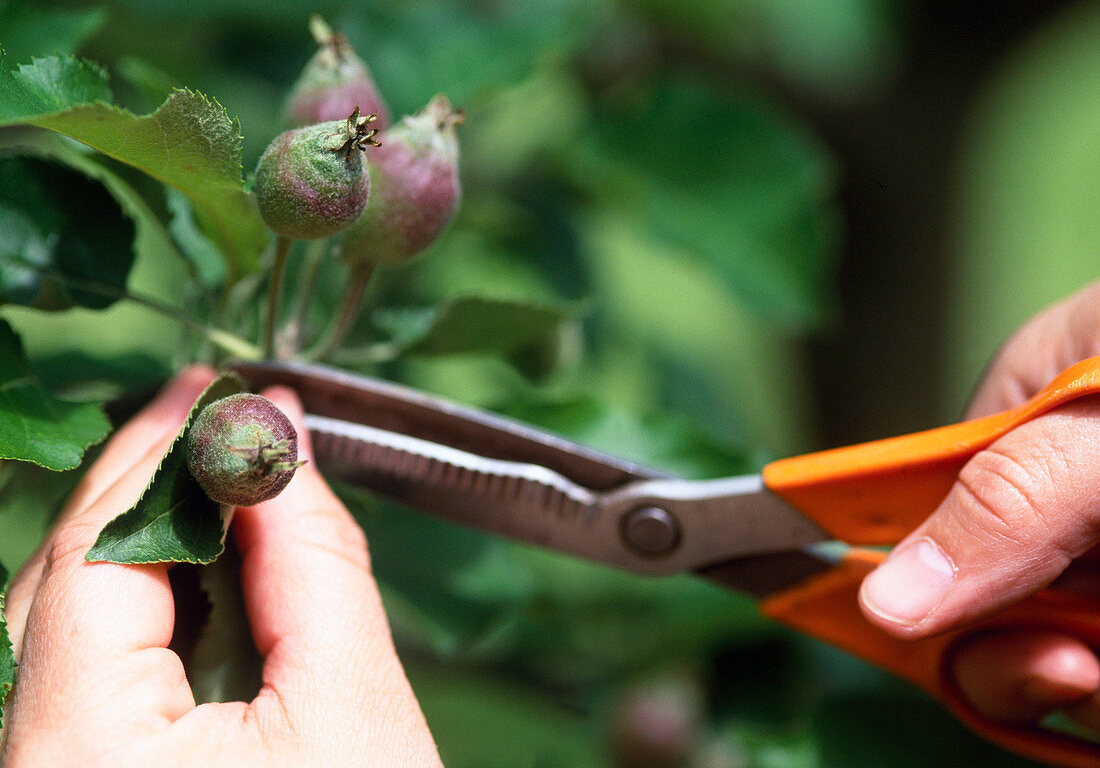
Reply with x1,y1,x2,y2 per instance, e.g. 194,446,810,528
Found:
859,398,1100,637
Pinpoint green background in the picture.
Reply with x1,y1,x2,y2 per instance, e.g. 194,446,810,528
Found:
3,1,1099,765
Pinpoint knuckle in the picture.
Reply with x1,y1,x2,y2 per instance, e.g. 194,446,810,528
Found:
126,646,188,692
954,446,1061,548
42,519,102,574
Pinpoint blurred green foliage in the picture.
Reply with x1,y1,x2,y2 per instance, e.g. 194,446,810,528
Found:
2,0,1094,765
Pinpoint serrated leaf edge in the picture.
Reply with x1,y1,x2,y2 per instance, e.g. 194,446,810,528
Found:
0,55,263,271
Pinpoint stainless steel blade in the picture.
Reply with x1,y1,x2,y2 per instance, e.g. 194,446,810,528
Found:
306,414,830,577
307,414,619,563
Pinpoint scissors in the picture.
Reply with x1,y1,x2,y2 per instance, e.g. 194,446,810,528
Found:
231,357,1100,767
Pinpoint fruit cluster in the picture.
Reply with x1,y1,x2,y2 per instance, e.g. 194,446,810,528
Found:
255,16,462,261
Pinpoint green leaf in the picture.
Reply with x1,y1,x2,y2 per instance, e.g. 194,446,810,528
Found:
0,155,136,309
0,318,110,469
574,72,838,330
365,296,575,367
85,372,246,564
31,351,171,404
0,561,13,729
181,550,263,704
0,2,108,66
0,125,193,326
338,0,602,117
166,188,227,289
0,53,112,116
0,54,265,274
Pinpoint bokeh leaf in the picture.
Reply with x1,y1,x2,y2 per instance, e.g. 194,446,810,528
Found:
405,656,610,768
947,4,1100,403
0,318,109,470
362,296,575,367
342,485,765,688
500,393,763,479
337,0,602,116
0,155,136,309
0,457,85,572
0,54,265,274
574,73,837,331
85,373,245,564
622,0,903,100
0,1,108,66
166,188,227,289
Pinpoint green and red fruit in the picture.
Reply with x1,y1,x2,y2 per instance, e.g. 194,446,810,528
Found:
284,16,390,130
254,110,379,240
339,94,462,266
187,393,304,507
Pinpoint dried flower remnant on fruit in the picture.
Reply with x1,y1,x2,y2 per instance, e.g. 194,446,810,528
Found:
254,111,378,240
284,15,390,130
187,393,305,507
339,106,382,159
340,94,463,266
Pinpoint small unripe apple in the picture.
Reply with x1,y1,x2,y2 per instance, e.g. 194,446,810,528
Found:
339,94,462,266
187,393,304,507
284,15,390,130
254,110,379,240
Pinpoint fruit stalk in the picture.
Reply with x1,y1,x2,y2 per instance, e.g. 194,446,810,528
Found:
304,260,375,362
23,265,261,360
278,238,330,358
262,235,292,359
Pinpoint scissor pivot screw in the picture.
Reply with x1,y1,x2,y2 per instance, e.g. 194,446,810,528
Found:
622,506,681,556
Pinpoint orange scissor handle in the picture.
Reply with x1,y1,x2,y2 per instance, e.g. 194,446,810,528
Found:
762,551,1100,768
762,355,1100,544
758,355,1100,766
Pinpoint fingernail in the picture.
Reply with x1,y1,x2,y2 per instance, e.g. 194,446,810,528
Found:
1021,675,1095,709
860,537,956,627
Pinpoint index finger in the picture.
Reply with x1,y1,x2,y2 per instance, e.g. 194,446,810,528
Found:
5,365,216,660
232,388,439,758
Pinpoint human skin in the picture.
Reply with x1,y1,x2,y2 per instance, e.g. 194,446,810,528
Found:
861,279,1100,730
0,366,443,767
